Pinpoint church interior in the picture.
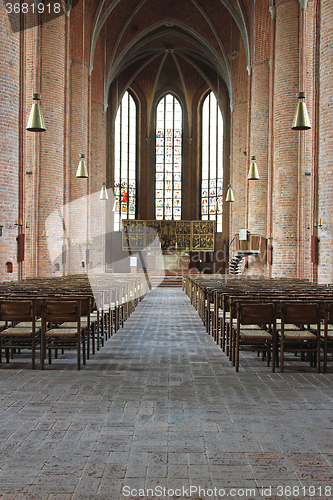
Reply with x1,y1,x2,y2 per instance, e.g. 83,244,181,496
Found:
1,0,333,498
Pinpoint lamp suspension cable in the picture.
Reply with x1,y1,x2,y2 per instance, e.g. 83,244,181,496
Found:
216,67,220,215
100,0,108,200
215,9,221,217
248,0,259,180
292,2,311,130
26,2,46,132
226,14,234,202
76,0,88,177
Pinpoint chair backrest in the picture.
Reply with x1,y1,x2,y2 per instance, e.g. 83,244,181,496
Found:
325,302,333,324
237,302,275,325
281,302,319,325
44,300,81,323
0,300,34,322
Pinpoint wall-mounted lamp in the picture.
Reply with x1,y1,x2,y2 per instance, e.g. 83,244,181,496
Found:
0,225,3,237
15,219,23,227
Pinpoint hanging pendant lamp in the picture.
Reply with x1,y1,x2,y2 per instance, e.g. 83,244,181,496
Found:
76,154,88,178
292,91,311,130
247,155,260,180
76,0,89,178
225,184,235,202
26,93,46,132
99,182,108,200
292,5,311,131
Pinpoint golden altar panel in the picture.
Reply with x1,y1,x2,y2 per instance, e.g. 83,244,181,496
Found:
122,220,215,252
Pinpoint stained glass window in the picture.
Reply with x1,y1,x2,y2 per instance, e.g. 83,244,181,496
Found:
155,94,182,220
201,91,223,232
114,91,137,231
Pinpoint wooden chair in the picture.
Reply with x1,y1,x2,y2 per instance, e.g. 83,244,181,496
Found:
235,301,276,372
323,302,333,373
279,302,321,372
0,299,39,369
41,299,86,370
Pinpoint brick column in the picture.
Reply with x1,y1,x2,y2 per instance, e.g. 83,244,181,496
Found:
0,5,20,281
317,0,333,283
230,44,250,239
68,0,89,274
272,0,299,276
90,95,107,271
38,8,66,276
247,4,271,276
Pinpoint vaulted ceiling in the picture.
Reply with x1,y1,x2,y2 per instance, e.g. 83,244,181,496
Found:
88,0,253,111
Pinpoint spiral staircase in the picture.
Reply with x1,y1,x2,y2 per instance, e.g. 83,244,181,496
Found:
229,231,266,275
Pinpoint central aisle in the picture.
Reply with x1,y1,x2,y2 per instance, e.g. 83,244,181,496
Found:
0,288,333,500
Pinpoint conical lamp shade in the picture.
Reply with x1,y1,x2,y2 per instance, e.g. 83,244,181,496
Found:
26,93,46,132
225,185,235,202
99,182,108,200
76,154,88,178
292,92,311,130
247,156,260,180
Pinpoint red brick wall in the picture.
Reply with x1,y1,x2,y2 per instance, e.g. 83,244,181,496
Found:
2,0,330,281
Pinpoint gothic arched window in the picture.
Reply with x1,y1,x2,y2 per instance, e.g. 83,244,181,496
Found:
201,91,223,232
114,90,137,231
155,93,182,220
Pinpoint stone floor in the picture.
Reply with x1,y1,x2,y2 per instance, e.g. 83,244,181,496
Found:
0,288,333,500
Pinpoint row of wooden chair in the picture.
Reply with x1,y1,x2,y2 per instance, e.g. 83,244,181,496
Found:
0,273,149,369
183,274,333,372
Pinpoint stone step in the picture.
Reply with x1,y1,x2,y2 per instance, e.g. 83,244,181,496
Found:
148,274,183,288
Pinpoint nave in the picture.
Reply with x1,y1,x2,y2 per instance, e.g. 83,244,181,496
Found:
0,288,333,499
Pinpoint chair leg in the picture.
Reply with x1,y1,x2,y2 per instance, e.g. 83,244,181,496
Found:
82,330,86,365
77,337,81,370
91,324,95,355
86,327,90,360
235,333,239,372
32,336,35,370
41,335,45,370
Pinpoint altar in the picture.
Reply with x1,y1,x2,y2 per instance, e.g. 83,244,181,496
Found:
148,254,190,271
